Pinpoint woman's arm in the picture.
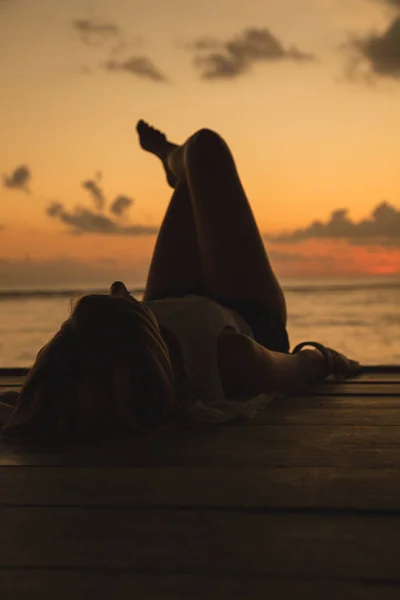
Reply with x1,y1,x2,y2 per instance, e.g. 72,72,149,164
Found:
218,332,327,397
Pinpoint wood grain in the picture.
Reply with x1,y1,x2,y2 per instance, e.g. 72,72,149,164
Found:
1,465,400,510
2,423,400,467
1,366,399,595
1,571,398,600
2,507,400,581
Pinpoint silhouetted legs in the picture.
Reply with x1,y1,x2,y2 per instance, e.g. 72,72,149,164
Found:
139,123,287,324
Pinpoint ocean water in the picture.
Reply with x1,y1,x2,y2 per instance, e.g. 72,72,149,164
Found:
0,278,399,368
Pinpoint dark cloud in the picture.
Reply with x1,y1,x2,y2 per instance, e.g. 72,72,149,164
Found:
267,201,400,247
190,28,314,80
81,178,106,211
105,56,168,82
187,37,220,51
3,165,31,193
349,16,400,79
377,0,400,7
110,194,134,216
73,18,121,45
46,202,158,236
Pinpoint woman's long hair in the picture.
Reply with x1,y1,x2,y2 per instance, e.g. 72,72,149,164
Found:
1,294,181,441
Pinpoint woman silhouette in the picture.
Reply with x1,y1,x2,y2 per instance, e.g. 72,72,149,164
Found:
1,121,360,439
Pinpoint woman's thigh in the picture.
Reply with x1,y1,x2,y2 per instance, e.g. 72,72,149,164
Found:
143,182,207,302
184,129,287,324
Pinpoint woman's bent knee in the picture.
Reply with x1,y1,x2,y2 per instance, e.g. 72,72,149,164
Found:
189,129,225,149
186,129,229,164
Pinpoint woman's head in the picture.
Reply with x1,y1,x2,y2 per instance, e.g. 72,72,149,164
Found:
2,293,179,441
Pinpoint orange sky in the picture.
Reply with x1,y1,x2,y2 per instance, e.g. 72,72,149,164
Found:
1,0,399,286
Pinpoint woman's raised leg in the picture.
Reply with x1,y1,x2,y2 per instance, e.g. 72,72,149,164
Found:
137,121,287,324
170,127,287,324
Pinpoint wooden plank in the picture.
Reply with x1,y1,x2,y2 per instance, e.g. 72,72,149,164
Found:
2,466,400,511
3,391,400,432
1,370,400,390
343,372,400,382
2,380,396,395
359,366,400,373
5,403,398,427
0,368,29,376
2,508,400,580
3,424,400,467
270,395,400,409
0,376,24,387
304,383,400,396
0,365,397,379
4,403,400,426
2,391,400,412
1,571,398,600
261,408,400,425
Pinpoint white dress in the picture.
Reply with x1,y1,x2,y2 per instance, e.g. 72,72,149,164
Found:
144,294,275,424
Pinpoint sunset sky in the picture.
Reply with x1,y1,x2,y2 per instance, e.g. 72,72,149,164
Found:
1,0,400,288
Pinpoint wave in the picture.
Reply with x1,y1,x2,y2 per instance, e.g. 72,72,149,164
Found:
0,281,399,300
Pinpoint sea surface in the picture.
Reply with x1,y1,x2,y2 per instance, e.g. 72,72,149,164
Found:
0,277,399,368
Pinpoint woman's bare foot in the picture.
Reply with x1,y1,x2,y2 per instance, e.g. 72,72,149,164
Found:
136,120,179,188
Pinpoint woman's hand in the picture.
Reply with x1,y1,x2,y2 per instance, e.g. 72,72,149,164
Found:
109,281,130,297
109,281,139,303
324,347,362,379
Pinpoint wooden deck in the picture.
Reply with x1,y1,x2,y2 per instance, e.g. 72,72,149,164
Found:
1,366,400,599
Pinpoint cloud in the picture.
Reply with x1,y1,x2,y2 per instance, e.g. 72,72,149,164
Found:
267,202,400,247
46,202,158,236
376,0,400,7
73,18,121,45
187,37,221,51
46,172,145,235
104,56,168,82
81,178,106,211
348,16,400,79
110,194,134,216
190,28,315,80
3,165,31,193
